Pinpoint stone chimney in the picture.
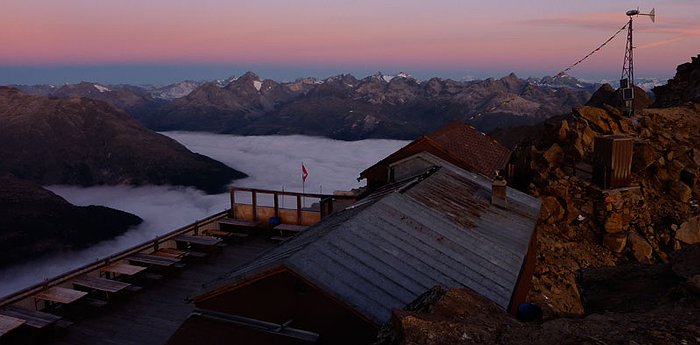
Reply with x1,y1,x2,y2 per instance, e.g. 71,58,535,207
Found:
492,174,508,207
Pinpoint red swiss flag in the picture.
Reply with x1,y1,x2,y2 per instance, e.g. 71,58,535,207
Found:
302,163,309,182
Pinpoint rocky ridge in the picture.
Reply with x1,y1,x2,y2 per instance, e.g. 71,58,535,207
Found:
0,87,246,193
0,173,142,268
147,72,595,140
653,54,700,107
9,72,597,140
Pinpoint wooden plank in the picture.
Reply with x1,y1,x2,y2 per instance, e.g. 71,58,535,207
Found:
0,306,61,329
0,314,25,336
174,235,222,247
153,248,187,259
274,224,308,232
218,218,261,227
35,287,87,305
101,263,147,276
158,248,188,257
204,229,233,238
128,253,179,267
72,275,131,294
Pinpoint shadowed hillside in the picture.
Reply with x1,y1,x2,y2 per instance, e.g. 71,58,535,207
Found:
0,87,246,194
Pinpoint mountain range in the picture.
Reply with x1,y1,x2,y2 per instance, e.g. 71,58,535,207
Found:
12,72,600,140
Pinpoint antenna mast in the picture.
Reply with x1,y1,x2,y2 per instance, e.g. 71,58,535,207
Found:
620,8,655,116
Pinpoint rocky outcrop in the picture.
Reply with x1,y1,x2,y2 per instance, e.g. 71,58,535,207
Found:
0,87,246,193
586,83,653,112
502,74,700,315
379,248,700,345
0,174,142,268
653,54,700,107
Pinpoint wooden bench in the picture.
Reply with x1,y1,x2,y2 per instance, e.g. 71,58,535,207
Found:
271,224,308,241
0,306,61,329
218,218,261,228
129,253,181,267
72,275,131,295
81,297,108,309
204,229,234,239
153,248,188,259
100,263,146,278
0,314,26,337
274,224,308,233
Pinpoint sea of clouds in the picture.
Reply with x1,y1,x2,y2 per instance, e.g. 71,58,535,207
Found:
0,133,408,297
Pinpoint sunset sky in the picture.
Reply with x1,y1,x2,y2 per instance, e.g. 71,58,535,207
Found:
1,0,698,84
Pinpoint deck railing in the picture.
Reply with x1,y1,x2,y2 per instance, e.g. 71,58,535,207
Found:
0,210,230,308
229,187,357,226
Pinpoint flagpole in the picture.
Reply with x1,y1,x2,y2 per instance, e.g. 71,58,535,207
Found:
302,162,305,208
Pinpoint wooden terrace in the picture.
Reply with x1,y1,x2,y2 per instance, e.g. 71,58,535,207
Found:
0,187,357,344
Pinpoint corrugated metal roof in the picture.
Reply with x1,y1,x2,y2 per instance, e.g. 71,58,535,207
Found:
426,120,512,178
199,155,540,324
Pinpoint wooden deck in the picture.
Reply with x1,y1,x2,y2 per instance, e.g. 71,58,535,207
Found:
47,237,275,345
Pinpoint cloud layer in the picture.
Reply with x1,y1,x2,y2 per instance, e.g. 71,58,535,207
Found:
0,133,408,296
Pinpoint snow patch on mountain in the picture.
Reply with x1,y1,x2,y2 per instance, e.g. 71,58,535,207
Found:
253,80,262,91
151,81,204,100
93,84,111,93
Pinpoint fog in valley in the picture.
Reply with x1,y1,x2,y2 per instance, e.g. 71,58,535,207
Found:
0,133,408,297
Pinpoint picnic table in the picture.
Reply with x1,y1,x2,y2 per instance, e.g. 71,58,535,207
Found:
174,235,222,247
100,262,147,277
153,248,188,259
72,275,131,294
0,306,61,329
218,218,261,228
0,314,25,337
128,253,181,267
34,287,87,309
274,224,308,233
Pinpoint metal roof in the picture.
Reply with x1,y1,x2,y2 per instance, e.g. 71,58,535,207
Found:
426,120,512,178
359,120,512,181
199,154,541,324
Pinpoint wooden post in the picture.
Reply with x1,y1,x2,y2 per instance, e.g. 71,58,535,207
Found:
230,189,235,218
274,192,279,217
296,195,302,225
252,191,258,222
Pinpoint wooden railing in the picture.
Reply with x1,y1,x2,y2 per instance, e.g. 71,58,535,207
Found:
0,210,230,308
229,187,357,226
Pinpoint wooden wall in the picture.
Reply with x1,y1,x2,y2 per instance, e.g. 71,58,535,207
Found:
508,226,538,315
195,269,377,345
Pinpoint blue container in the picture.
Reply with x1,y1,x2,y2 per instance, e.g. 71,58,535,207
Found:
268,217,281,227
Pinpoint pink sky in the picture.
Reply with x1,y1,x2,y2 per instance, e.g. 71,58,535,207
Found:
1,0,698,82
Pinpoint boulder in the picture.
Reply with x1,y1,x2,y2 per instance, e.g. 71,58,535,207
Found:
574,106,612,133
692,149,700,167
541,196,564,224
669,181,692,203
558,120,569,142
604,233,627,253
604,213,624,233
676,216,700,245
632,142,657,171
543,143,564,165
629,232,654,263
